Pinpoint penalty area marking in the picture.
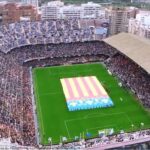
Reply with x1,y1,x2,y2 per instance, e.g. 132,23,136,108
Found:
64,112,130,139
64,120,71,139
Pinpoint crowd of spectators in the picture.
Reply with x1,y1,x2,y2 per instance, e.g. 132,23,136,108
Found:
12,41,115,64
0,51,36,146
0,19,95,53
51,129,150,149
23,55,108,68
0,41,117,147
0,21,150,149
105,54,150,108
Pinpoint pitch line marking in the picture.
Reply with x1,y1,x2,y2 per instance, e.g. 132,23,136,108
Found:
49,69,93,76
34,74,45,142
64,120,71,139
65,112,127,123
124,113,137,128
64,112,128,138
84,112,108,118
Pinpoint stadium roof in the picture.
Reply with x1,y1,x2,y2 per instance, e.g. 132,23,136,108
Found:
103,32,150,74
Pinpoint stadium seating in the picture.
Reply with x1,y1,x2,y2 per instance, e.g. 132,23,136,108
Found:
0,41,117,146
0,19,95,53
105,54,150,108
0,20,150,149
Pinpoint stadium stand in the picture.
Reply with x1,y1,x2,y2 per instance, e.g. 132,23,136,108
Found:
104,32,150,74
0,41,117,147
104,33,150,108
0,20,150,149
0,19,95,53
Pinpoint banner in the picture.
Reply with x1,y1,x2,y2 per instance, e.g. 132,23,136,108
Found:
98,128,114,137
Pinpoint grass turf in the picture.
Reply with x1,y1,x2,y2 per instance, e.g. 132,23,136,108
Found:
33,63,150,145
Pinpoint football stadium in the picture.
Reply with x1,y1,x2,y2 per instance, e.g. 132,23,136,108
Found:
0,20,150,149
33,63,150,145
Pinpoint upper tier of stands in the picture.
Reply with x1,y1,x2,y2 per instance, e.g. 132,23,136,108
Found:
0,19,95,53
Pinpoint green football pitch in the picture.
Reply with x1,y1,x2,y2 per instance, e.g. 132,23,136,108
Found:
33,63,150,145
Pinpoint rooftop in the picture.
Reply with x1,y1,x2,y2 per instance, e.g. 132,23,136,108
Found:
103,32,150,74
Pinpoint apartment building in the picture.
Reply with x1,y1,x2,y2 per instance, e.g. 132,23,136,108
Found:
131,0,150,3
128,11,150,39
61,6,82,19
21,0,39,8
41,1,105,20
106,6,137,35
81,2,102,18
0,2,39,24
